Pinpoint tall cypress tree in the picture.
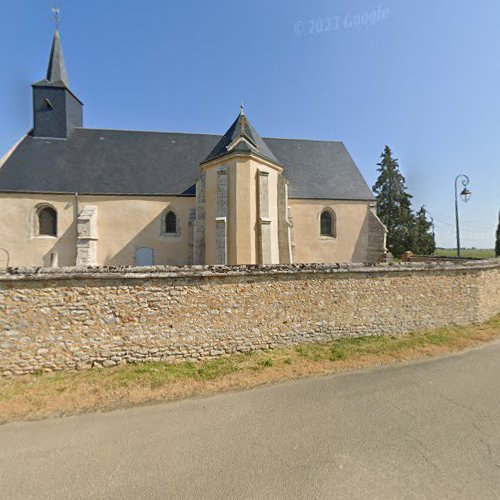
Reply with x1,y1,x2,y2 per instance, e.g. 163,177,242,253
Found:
412,206,436,255
495,211,500,257
372,146,414,258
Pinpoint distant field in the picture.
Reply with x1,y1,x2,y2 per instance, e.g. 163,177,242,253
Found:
434,248,496,259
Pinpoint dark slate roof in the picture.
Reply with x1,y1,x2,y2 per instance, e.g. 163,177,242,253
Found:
0,128,374,200
33,30,70,88
203,111,279,165
264,138,374,200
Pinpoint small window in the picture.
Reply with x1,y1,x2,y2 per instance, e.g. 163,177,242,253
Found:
38,206,57,236
42,98,54,111
320,209,336,238
165,211,177,234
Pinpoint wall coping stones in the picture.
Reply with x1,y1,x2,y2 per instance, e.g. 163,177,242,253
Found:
1,259,498,377
0,259,498,282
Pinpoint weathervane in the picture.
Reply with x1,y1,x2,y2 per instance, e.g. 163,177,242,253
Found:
52,7,60,30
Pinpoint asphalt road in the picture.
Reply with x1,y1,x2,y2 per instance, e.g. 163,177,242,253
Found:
1,343,500,500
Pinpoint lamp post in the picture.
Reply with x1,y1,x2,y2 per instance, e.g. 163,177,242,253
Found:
454,174,471,257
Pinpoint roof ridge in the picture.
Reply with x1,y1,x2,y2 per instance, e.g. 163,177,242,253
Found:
263,136,344,144
74,127,345,145
73,127,222,138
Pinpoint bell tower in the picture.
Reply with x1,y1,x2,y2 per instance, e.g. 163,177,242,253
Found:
32,15,83,139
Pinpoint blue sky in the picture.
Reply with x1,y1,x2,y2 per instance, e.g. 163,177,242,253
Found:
1,0,499,248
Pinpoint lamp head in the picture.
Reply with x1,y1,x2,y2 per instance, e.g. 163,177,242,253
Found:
460,188,472,203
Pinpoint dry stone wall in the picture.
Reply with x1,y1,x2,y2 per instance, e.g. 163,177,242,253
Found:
1,260,499,376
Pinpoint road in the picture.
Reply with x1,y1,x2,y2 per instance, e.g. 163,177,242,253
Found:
1,342,500,499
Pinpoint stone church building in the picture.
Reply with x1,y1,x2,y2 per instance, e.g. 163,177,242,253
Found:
0,29,386,268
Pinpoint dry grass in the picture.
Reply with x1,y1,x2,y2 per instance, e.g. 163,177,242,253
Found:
1,315,499,424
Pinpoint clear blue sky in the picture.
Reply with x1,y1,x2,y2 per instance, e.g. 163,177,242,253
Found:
1,0,499,248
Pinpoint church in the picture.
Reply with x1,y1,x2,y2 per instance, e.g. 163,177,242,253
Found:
0,28,387,268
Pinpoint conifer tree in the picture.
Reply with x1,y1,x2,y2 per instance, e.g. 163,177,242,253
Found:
372,146,414,258
412,206,436,255
495,211,500,257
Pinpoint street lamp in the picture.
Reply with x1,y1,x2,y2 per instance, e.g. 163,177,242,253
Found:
454,174,471,257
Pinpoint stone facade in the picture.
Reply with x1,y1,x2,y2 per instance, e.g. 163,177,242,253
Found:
1,260,499,376
367,207,387,262
215,167,228,265
76,205,98,266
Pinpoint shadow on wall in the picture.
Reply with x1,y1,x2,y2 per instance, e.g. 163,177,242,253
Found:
37,205,380,267
106,214,188,266
42,224,77,267
351,209,370,263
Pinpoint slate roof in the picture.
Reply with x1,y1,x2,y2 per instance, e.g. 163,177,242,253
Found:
0,128,374,200
203,110,279,165
33,30,70,89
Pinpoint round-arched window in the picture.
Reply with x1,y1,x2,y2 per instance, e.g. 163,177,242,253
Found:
320,209,336,238
38,206,57,236
165,211,177,234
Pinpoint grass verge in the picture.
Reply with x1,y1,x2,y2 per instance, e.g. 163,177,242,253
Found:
433,248,495,259
1,315,499,424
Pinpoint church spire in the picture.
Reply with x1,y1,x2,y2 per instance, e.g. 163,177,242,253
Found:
31,9,83,138
46,28,69,87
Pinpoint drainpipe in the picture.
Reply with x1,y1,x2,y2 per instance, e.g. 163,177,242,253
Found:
74,192,80,265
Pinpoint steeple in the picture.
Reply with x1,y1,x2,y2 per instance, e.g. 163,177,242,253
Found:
46,29,70,87
202,107,279,165
31,15,83,139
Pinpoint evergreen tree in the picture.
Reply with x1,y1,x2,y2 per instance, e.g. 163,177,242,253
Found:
372,146,414,258
412,206,436,255
496,211,500,257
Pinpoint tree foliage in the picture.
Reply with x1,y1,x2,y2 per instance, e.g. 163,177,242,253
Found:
412,206,436,256
373,146,414,258
373,145,435,258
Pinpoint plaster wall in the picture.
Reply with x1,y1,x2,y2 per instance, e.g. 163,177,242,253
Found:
202,156,281,265
289,199,375,263
0,192,383,267
0,193,194,267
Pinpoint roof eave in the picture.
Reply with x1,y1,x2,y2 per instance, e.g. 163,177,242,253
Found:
32,81,84,105
200,149,284,172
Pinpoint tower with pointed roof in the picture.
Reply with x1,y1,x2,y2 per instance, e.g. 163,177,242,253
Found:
197,108,292,265
32,28,83,138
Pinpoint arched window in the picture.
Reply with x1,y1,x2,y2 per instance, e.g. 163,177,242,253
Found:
320,209,336,238
165,211,177,234
38,206,57,237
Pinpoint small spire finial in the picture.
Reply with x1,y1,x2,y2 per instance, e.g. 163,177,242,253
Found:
240,101,244,114
52,7,60,31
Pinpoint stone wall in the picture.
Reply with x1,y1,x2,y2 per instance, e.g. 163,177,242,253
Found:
1,260,499,376
367,209,387,262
